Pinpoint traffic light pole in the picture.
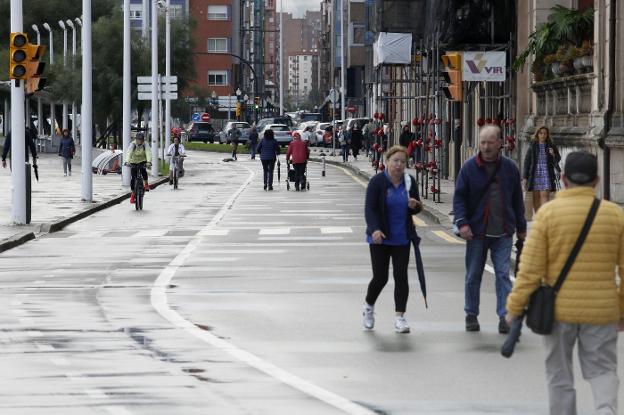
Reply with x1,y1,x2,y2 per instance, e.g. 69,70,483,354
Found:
81,0,93,202
10,0,27,224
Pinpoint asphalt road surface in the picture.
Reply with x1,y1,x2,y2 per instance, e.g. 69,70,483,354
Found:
0,150,619,414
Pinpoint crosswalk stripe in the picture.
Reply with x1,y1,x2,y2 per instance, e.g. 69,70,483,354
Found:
432,230,465,244
320,226,353,234
134,229,169,238
259,228,291,235
200,229,230,236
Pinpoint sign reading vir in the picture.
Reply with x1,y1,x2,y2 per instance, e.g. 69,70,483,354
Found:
462,51,506,82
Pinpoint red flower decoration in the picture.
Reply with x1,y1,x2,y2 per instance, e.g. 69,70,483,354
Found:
493,118,500,126
372,143,380,151
373,112,379,120
477,118,485,127
412,117,419,126
485,118,492,124
430,186,440,194
379,113,385,120
434,118,442,125
379,163,385,171
416,139,423,147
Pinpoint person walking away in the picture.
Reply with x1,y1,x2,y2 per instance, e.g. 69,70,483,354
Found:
339,126,349,162
229,124,241,160
166,135,186,185
124,132,152,204
506,151,624,415
286,132,310,191
2,126,38,169
523,126,561,214
362,120,373,155
248,126,259,159
257,128,280,190
363,145,423,333
58,128,76,176
399,125,414,148
350,124,363,160
453,125,526,333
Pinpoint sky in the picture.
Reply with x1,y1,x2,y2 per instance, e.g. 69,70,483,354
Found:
282,0,320,17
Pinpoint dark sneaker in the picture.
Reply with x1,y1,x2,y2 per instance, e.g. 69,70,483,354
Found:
498,317,510,334
465,315,480,332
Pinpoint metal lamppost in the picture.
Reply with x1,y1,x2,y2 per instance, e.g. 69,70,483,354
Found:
42,23,55,136
58,20,68,131
244,93,249,123
66,19,78,143
211,90,218,120
236,88,242,121
31,24,43,137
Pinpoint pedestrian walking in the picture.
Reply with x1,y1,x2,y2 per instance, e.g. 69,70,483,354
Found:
248,126,259,159
286,132,310,191
350,124,363,160
362,145,423,333
453,125,526,333
506,151,624,415
399,125,414,148
257,128,280,190
2,126,38,169
229,124,241,160
362,120,373,154
339,126,349,162
523,126,561,214
58,129,76,176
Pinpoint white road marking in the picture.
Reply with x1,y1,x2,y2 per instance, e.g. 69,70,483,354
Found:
10,300,22,306
34,280,46,285
321,226,353,234
199,229,230,236
206,249,286,254
50,357,70,366
258,236,344,241
85,389,108,399
134,229,169,238
150,166,377,415
27,331,42,337
280,210,339,213
258,228,291,235
36,344,55,352
105,406,134,415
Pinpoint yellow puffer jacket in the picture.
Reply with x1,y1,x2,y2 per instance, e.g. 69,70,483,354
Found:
506,187,624,324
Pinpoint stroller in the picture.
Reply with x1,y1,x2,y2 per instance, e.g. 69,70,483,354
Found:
286,161,310,191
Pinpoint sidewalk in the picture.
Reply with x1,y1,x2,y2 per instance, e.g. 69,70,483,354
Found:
0,147,166,253
309,147,455,229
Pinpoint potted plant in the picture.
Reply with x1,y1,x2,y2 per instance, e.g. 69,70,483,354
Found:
578,40,594,70
543,54,557,77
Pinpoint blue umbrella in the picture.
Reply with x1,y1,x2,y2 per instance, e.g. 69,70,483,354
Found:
412,235,428,308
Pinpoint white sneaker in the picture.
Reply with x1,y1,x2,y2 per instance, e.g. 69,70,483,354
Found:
394,316,410,333
362,303,375,330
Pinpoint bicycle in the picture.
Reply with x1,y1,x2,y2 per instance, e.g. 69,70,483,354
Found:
169,155,186,189
127,162,148,210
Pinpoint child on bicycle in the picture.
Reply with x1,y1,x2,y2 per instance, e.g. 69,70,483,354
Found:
166,135,186,184
124,132,152,204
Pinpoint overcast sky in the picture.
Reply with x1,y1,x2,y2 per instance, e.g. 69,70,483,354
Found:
282,0,320,17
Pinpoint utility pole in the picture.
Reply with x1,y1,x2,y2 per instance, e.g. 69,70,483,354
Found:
340,0,346,121
164,0,171,154
122,0,131,186
81,0,93,202
279,0,284,115
10,0,27,224
150,0,159,177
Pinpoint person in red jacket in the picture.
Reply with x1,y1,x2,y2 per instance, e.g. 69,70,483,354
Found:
286,132,310,191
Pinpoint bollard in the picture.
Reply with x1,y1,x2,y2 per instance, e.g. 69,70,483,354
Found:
25,163,31,224
322,155,326,177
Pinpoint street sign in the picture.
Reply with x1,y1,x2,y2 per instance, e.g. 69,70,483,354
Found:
201,113,211,121
347,105,357,113
137,83,178,93
137,75,178,84
192,113,200,122
138,92,178,101
329,88,338,104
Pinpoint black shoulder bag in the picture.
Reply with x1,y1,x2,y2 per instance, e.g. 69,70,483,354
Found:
525,198,601,335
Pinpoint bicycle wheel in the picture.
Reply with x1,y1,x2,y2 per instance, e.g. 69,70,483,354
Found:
173,169,178,189
137,189,144,210
134,180,141,211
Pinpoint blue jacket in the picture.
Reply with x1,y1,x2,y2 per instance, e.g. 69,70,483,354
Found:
257,138,280,161
365,172,421,241
58,136,75,159
453,153,526,238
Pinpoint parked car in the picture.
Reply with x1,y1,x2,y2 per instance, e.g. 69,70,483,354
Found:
219,121,251,144
257,116,295,131
187,122,216,143
259,124,292,146
293,121,318,146
315,122,332,146
344,117,372,132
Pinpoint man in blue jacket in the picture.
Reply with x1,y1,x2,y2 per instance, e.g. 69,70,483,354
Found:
453,125,526,334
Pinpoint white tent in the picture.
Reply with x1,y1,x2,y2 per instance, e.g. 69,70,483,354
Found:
373,32,413,66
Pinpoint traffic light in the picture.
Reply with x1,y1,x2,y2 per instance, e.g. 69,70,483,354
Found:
236,102,241,117
9,32,29,80
24,43,46,94
441,52,462,102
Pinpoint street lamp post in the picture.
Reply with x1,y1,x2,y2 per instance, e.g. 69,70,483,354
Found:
150,0,159,177
66,19,78,143
75,18,82,144
122,0,131,186
164,0,172,153
235,88,241,121
31,24,43,137
42,22,55,136
81,0,93,202
58,20,68,131
243,94,249,123
211,90,218,121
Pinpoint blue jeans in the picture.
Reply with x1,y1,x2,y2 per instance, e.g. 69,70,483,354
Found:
464,236,512,318
341,144,349,162
250,143,257,159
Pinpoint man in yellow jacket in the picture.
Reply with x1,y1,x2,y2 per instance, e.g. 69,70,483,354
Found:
506,151,624,415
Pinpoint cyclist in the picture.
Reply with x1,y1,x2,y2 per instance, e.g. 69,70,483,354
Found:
124,132,152,204
166,135,186,184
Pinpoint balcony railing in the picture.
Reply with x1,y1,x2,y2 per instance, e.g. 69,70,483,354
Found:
531,73,595,129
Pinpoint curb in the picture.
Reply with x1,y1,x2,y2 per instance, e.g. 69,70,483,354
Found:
0,176,169,252
310,156,453,229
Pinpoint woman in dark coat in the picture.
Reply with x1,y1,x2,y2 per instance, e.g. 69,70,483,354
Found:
362,145,422,334
350,124,363,160
257,129,280,190
523,126,561,213
58,129,76,176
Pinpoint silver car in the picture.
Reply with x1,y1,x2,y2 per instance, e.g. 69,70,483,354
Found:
219,121,251,144
260,124,293,146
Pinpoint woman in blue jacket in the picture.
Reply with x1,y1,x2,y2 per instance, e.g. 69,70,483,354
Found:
256,129,280,190
363,145,422,333
58,129,76,176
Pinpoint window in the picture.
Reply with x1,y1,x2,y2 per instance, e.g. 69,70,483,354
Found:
208,71,228,86
208,38,229,53
130,10,142,20
170,5,183,19
208,5,229,20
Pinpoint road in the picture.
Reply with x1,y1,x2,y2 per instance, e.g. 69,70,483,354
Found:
0,150,616,415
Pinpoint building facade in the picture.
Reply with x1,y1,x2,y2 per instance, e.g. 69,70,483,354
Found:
288,53,316,108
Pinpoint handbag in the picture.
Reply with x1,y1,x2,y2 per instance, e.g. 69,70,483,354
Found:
525,198,601,335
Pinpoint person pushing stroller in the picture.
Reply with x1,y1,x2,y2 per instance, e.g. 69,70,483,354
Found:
286,132,310,191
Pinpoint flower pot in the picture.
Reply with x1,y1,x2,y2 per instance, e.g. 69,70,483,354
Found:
559,61,574,75
573,57,585,73
581,55,593,70
551,62,561,77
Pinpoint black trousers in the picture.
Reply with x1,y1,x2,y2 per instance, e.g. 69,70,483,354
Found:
293,162,306,189
261,159,276,187
366,243,411,312
130,163,148,192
